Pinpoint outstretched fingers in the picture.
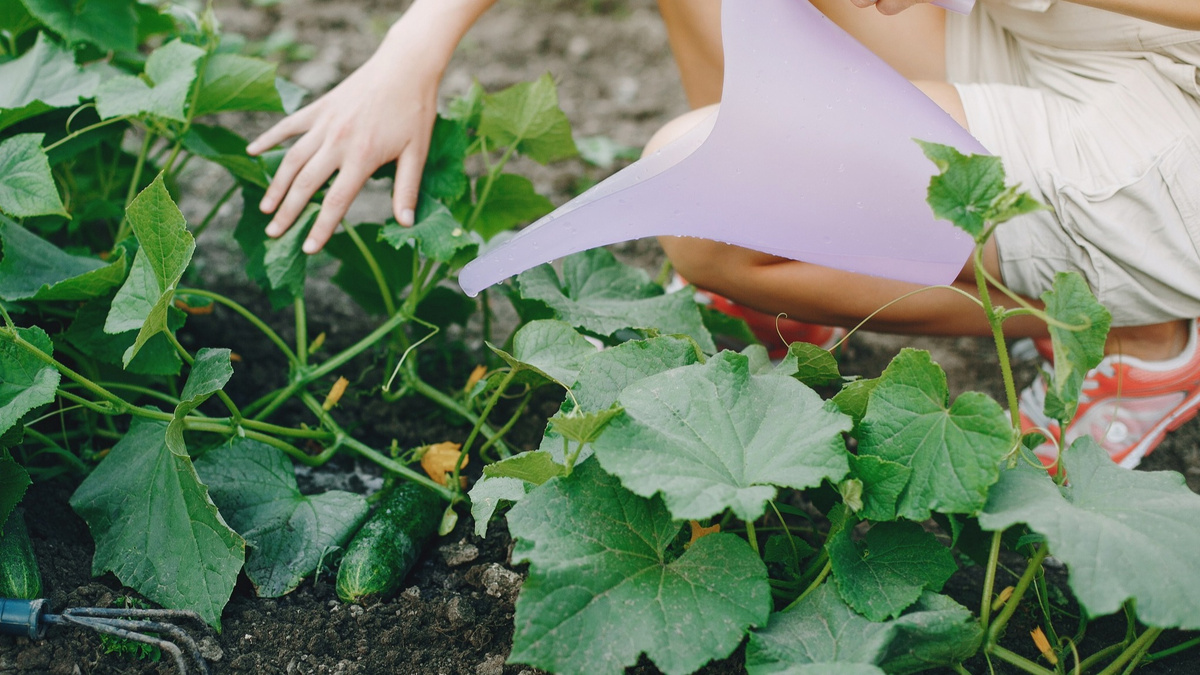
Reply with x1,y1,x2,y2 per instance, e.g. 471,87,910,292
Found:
305,166,374,253
392,141,429,227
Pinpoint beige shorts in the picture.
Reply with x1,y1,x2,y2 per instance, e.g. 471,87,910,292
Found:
945,0,1200,326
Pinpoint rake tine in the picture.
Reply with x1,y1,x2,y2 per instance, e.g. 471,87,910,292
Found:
62,606,206,626
51,614,209,675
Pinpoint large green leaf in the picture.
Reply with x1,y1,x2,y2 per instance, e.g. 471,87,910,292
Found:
478,73,577,165
69,419,245,628
420,117,469,203
192,53,283,117
0,217,126,301
856,349,1012,521
593,351,851,521
828,521,957,621
468,474,529,538
773,341,842,388
980,438,1200,630
181,125,271,188
0,134,67,218
918,141,1046,241
20,0,137,52
747,585,981,675
0,2,38,44
1039,272,1111,422
571,334,702,412
471,173,553,240
0,326,59,437
104,175,194,366
95,39,204,122
195,439,368,598
165,348,233,455
65,294,184,376
507,461,771,675
487,319,597,389
380,196,479,264
233,186,312,308
0,456,31,533
514,249,715,351
0,32,100,132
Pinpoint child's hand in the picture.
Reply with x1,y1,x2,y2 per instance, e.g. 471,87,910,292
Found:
247,35,440,254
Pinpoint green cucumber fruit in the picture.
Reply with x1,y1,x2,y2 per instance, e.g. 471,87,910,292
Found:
336,481,443,603
0,510,42,600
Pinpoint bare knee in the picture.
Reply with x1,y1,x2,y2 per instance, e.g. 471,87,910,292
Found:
643,104,719,156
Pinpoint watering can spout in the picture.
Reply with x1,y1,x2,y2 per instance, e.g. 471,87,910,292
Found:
458,0,983,297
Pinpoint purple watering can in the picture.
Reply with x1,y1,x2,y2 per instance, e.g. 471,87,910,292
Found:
458,0,983,297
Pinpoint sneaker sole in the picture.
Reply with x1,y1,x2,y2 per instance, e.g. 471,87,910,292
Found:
1116,385,1200,469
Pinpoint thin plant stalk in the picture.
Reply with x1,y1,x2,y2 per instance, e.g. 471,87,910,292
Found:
990,644,1056,675
1096,628,1164,675
988,545,1051,646
980,530,1004,637
177,288,299,365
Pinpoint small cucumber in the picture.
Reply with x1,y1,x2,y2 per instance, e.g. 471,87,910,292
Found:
0,510,42,600
336,481,443,603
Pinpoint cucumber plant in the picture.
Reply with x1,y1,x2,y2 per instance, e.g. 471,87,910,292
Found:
0,0,579,627
475,142,1200,675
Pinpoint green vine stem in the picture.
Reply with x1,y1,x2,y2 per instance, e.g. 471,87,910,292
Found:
989,644,1056,675
343,223,397,317
979,530,1004,637
1143,635,1200,664
477,391,530,462
452,369,518,490
783,560,831,612
401,369,513,458
295,297,309,367
744,519,760,556
1096,628,1164,675
344,435,454,500
988,545,1051,646
166,329,242,421
113,130,156,245
43,115,133,153
20,428,89,473
973,244,1021,426
191,183,238,239
176,288,299,366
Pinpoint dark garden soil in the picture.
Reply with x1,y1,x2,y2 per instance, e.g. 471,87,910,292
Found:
4,0,1200,673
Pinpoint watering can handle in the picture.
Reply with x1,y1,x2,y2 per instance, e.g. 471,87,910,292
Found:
0,597,47,640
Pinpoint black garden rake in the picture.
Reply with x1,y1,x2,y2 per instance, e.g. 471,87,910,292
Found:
1,597,210,674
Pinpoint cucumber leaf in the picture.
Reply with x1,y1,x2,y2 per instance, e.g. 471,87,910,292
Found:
380,196,479,264
325,223,414,316
487,319,597,389
570,334,703,412
471,173,553,240
420,117,469,203
593,351,851,521
195,439,369,598
856,349,1012,521
0,216,126,301
514,249,715,352
773,341,842,388
20,0,138,53
0,133,67,218
69,418,245,628
468,474,529,538
181,125,271,188
104,175,194,366
0,456,31,533
0,32,100,132
478,73,577,165
192,53,283,117
64,294,185,376
0,326,59,437
508,461,771,675
1039,272,1111,423
165,348,233,455
980,438,1200,630
828,521,957,621
234,186,312,308
746,585,981,675
95,39,204,122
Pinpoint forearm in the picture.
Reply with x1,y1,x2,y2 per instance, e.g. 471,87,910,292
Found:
1064,0,1200,30
377,0,500,76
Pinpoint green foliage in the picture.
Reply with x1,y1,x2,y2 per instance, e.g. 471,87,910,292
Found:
20,0,139,52
0,326,59,437
488,319,598,389
508,461,771,675
478,73,577,165
514,248,715,351
980,438,1200,629
0,134,67,217
1040,272,1112,422
96,39,205,122
592,351,851,521
0,33,100,131
0,217,127,301
855,349,1012,521
746,585,981,675
69,419,245,628
918,140,1046,240
0,456,31,531
828,521,957,621
196,440,369,598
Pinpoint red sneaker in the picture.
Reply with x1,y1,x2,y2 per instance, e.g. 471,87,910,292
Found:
1019,320,1200,469
668,275,845,359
